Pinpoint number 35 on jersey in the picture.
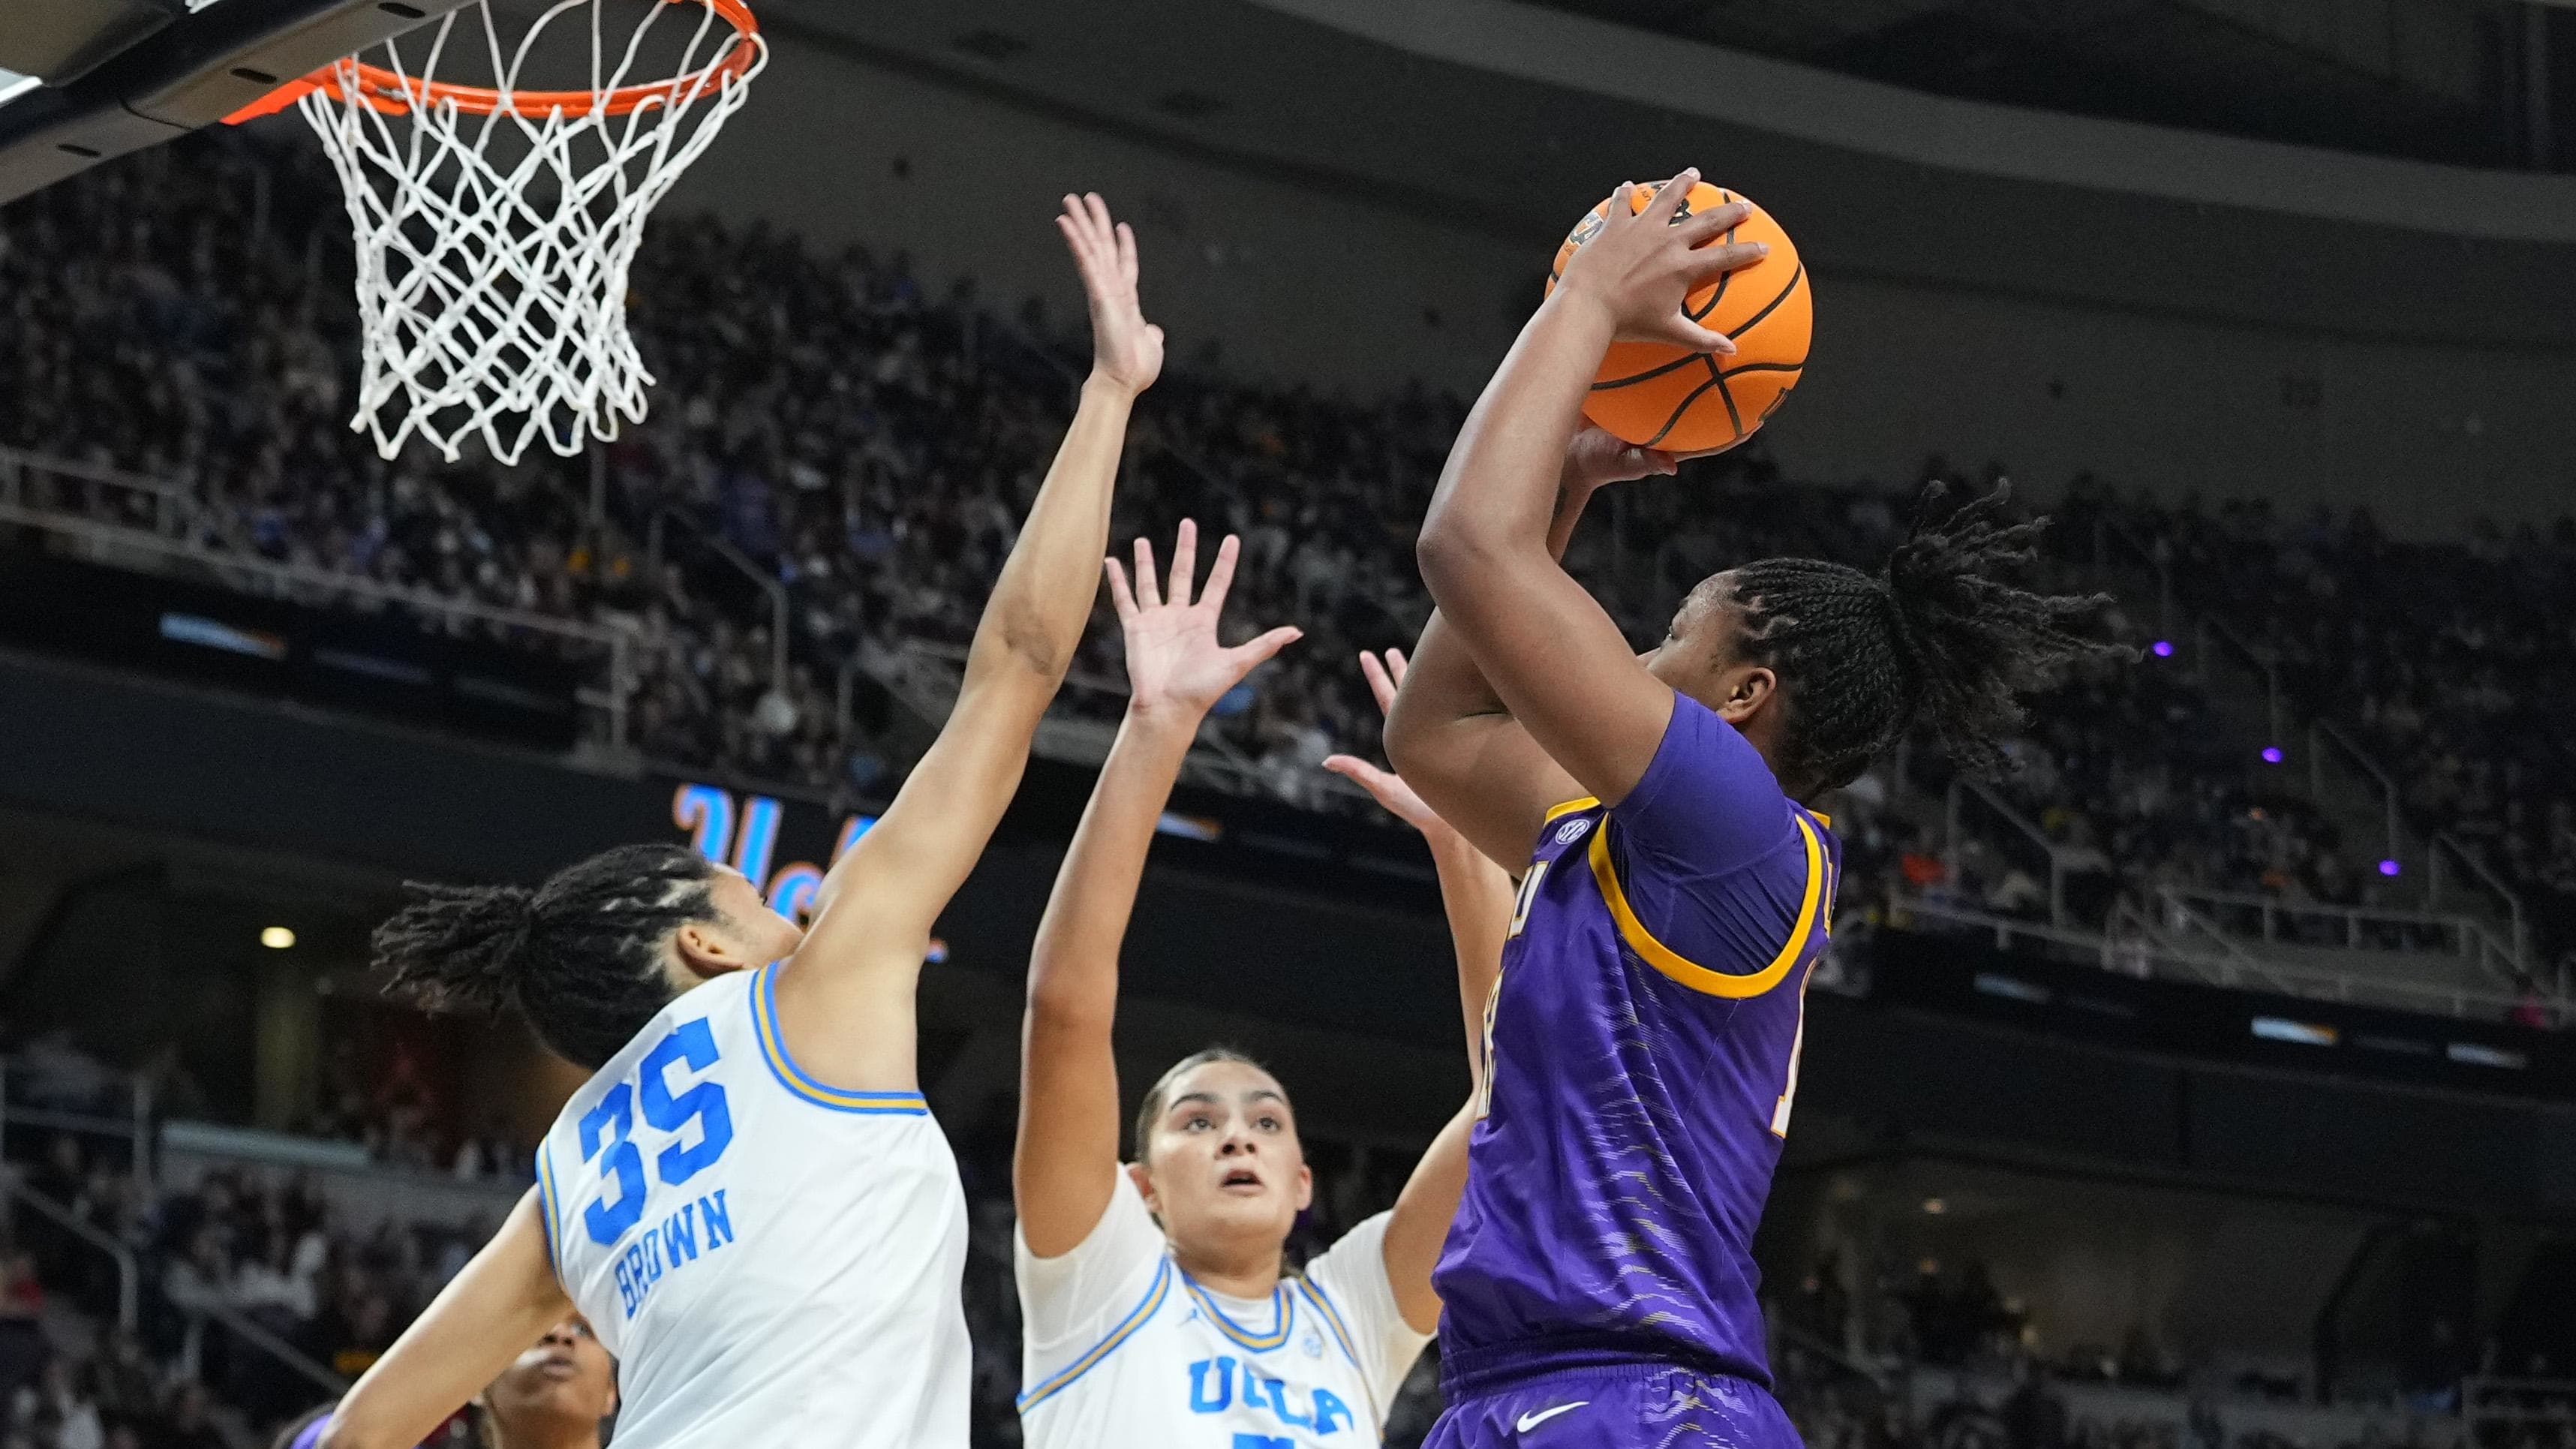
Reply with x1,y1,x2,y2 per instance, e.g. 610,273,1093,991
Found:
567,1018,741,1318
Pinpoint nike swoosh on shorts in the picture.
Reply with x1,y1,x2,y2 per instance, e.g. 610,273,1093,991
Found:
1516,1401,1589,1433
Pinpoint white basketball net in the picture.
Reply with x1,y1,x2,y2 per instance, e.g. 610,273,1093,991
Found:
295,1,765,464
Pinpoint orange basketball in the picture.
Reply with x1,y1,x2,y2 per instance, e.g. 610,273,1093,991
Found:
1546,182,1811,453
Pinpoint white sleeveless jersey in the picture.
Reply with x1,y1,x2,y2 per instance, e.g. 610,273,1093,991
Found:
1014,1172,1430,1448
534,962,969,1447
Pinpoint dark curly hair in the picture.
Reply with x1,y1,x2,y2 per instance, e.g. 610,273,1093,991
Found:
370,843,718,1069
1715,479,2134,798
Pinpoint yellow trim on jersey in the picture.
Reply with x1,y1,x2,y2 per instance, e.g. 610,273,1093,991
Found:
1180,1273,1294,1351
1587,810,1823,998
1296,1276,1382,1424
1017,1258,1174,1413
1810,810,1833,828
534,1146,564,1277
1543,796,1601,824
750,963,928,1114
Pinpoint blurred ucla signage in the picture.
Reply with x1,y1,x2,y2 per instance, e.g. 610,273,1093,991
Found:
669,783,876,925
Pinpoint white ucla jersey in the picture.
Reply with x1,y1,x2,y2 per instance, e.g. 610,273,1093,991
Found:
1014,1172,1430,1448
534,962,969,1448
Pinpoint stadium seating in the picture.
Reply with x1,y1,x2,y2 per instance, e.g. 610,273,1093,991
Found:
2,129,2568,1018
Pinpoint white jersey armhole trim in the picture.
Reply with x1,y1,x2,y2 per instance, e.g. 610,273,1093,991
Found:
747,961,929,1114
1016,1257,1173,1415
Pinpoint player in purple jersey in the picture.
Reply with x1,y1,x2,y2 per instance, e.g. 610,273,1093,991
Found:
1387,173,2130,1447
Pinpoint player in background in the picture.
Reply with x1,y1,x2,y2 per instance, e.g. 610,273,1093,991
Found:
1011,522,1514,1447
318,192,1164,1449
272,1316,614,1449
475,1317,617,1449
1386,172,2130,1447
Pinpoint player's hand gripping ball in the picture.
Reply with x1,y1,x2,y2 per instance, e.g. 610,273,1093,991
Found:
1546,180,1811,454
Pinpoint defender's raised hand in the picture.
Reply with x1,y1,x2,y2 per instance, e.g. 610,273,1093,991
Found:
1056,192,1164,397
1106,520,1300,723
1324,648,1464,847
1553,169,1766,353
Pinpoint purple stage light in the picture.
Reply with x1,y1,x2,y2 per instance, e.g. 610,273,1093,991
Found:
2261,747,2284,764
2151,639,2175,657
2378,859,2403,877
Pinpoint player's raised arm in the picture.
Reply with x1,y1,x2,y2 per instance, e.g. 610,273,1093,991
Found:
1322,649,1515,1333
1395,172,1765,816
774,193,1162,1091
1389,427,1673,868
1015,523,1299,1254
318,1190,567,1449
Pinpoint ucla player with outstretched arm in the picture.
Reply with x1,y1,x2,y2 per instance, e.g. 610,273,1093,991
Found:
1011,522,1516,1449
1385,173,2130,1447
315,193,1166,1449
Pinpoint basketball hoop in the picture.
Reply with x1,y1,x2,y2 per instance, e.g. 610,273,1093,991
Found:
229,0,765,464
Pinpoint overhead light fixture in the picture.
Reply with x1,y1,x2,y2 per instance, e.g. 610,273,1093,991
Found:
260,926,296,950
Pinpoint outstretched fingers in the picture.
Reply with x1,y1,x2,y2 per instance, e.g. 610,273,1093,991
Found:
1228,625,1303,670
1131,535,1162,610
1166,519,1198,608
1103,556,1138,622
1357,650,1398,715
1197,533,1242,614
1321,753,1399,801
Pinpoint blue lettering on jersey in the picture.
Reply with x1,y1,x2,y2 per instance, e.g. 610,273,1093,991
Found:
1187,1357,1353,1435
579,1018,741,1318
639,1019,734,1184
613,1191,741,1319
1234,1438,1294,1449
579,1084,646,1246
1190,1357,1234,1411
661,1201,699,1264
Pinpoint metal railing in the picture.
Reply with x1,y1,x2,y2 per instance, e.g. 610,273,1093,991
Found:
2159,883,2529,988
2145,888,2298,996
2194,612,2286,747
2465,1377,2576,1432
1901,894,2540,1021
646,504,787,694
2,1177,137,1332
887,640,1372,809
0,495,643,750
2427,832,2533,979
2308,718,2402,866
181,1298,347,1399
1943,778,2072,927
0,446,221,545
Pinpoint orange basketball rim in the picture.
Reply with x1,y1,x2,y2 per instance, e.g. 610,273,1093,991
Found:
222,0,762,123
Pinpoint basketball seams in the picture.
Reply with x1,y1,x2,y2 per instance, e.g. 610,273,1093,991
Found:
1726,262,1806,348
1689,189,1742,323
1592,351,1707,391
1571,186,1807,451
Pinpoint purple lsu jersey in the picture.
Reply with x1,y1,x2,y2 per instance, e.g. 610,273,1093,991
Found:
1432,693,1840,1389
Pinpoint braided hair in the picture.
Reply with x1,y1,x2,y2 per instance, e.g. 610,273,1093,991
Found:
1715,479,2133,797
371,843,718,1069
